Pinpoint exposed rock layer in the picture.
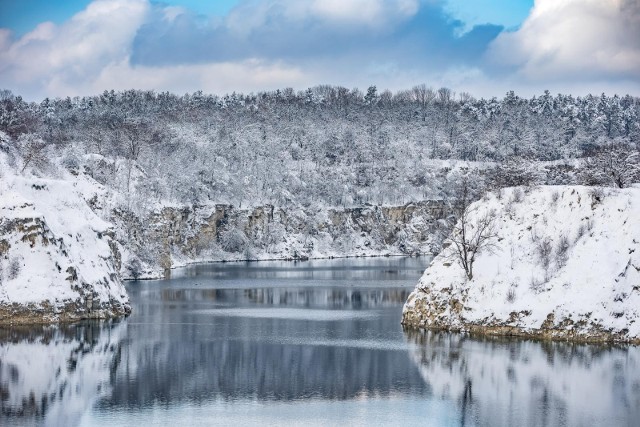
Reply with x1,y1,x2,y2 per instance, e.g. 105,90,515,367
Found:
116,200,448,278
0,177,130,324
403,186,640,344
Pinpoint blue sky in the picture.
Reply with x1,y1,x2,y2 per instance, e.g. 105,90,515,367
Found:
0,0,239,34
0,0,638,100
0,0,531,35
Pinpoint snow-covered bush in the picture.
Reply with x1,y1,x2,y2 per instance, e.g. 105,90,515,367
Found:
8,257,22,280
219,227,248,253
536,238,553,273
581,143,640,189
589,187,605,207
511,188,524,203
125,258,142,281
555,234,570,268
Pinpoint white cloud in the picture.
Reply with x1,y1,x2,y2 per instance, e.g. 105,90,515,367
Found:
69,59,310,96
488,0,640,81
225,0,419,35
0,0,312,99
310,0,418,25
0,0,149,94
1,0,637,100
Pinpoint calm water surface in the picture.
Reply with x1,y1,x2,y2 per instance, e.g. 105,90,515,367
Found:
1,258,639,426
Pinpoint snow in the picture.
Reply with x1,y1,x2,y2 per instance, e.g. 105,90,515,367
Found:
0,151,129,315
404,185,640,341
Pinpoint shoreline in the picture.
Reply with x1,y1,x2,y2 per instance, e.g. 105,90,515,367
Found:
126,252,434,281
401,323,640,346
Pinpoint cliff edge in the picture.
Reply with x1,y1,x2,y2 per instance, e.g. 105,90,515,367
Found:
402,185,640,344
0,173,130,324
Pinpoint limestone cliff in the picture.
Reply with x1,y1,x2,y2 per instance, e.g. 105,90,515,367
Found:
115,200,448,279
0,176,130,324
402,186,640,344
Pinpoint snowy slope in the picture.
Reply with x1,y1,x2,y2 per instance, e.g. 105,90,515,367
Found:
0,158,130,323
403,185,640,343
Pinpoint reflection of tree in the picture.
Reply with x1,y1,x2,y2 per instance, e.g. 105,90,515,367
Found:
0,321,126,425
106,335,428,406
103,285,430,408
404,329,640,427
157,287,412,309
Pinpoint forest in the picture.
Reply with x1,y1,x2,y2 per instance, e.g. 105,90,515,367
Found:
2,85,639,213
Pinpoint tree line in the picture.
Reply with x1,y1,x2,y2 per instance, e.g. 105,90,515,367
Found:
1,85,639,210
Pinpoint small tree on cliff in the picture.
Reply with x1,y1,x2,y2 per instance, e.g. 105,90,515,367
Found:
443,173,498,280
581,143,640,188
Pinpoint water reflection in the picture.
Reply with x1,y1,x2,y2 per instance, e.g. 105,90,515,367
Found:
405,329,640,427
104,284,428,408
3,258,639,427
0,321,125,427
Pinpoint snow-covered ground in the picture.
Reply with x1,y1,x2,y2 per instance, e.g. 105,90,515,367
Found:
0,151,130,322
403,185,640,343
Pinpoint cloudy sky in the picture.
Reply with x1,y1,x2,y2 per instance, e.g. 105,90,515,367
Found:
1,0,639,100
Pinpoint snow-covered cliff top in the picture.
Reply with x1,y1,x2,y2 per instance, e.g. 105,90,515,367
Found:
0,152,129,322
404,185,640,342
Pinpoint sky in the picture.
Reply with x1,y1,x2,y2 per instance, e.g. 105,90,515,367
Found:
0,0,638,101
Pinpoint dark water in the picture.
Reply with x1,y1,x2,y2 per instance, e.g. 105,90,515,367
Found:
1,258,639,426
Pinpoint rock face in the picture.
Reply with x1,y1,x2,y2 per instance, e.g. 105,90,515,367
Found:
403,186,640,344
0,177,130,324
116,200,448,279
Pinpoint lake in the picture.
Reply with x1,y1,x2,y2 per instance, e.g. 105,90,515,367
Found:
1,257,639,426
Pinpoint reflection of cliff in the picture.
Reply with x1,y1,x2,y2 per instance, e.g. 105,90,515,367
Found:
101,286,429,408
0,321,125,426
154,287,412,309
405,330,640,427
105,334,428,407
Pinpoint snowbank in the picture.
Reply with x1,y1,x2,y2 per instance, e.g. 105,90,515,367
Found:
0,169,130,323
403,185,640,343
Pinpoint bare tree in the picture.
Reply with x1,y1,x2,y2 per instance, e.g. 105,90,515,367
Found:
583,143,639,188
443,175,499,280
18,133,48,173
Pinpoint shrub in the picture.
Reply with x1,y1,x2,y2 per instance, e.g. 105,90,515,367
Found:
555,234,571,268
511,188,524,203
126,258,143,280
219,227,248,253
536,238,553,271
529,276,544,294
8,257,21,280
589,187,605,207
575,223,587,242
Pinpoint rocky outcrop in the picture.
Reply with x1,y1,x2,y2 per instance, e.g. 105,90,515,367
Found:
0,177,130,324
115,200,448,278
403,186,640,344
